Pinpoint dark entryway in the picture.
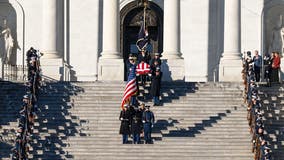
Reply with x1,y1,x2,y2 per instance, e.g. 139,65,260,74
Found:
120,1,163,80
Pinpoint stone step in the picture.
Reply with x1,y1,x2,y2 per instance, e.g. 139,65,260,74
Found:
0,81,255,159
34,105,245,109
41,151,251,157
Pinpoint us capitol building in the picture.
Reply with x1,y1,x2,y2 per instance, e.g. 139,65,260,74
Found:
0,0,283,82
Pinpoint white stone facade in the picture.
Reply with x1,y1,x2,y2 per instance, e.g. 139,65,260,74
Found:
0,0,283,82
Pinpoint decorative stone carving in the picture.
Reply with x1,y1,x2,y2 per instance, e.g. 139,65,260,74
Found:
0,19,14,64
128,9,157,26
269,15,284,55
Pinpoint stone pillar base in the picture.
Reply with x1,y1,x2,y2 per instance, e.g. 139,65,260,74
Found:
219,58,242,82
98,59,124,81
43,52,61,59
41,58,63,81
280,58,284,83
161,59,185,81
0,58,3,79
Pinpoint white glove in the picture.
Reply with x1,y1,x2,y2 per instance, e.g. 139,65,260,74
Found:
142,120,145,123
120,118,123,121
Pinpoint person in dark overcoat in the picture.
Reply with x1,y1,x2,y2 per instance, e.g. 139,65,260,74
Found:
263,53,273,87
150,67,162,106
131,106,143,144
119,104,132,144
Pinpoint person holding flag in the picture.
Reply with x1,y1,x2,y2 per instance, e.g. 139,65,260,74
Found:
136,16,151,85
121,56,138,109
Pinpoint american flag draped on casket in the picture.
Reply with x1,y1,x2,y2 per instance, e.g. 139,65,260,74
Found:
136,62,151,75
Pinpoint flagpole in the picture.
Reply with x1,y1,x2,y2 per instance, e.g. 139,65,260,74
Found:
143,4,146,31
143,0,148,30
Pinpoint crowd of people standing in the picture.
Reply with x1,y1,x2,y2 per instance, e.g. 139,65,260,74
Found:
244,50,281,86
243,51,273,160
11,47,42,159
119,103,155,144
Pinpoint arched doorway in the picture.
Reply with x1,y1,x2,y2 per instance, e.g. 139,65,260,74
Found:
120,1,163,80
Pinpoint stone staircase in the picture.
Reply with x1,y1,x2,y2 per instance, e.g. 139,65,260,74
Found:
258,84,284,160
0,81,254,159
0,81,26,159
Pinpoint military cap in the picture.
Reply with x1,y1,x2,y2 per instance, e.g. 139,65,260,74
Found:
23,95,29,99
154,53,160,56
156,67,161,71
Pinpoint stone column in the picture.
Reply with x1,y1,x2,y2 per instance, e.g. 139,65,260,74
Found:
162,0,182,59
100,0,120,59
219,0,242,82
42,0,60,58
161,0,184,81
98,0,124,80
41,0,63,80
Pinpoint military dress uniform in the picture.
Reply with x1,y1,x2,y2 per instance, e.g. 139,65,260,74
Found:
142,106,155,144
131,108,143,144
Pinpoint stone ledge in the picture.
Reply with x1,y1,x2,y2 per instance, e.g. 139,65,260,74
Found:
98,59,124,81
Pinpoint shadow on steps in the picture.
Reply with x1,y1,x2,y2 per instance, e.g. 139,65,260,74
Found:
30,82,86,159
0,81,26,158
160,110,231,137
259,84,284,160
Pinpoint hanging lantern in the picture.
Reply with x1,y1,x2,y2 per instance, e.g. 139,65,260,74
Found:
137,0,149,8
143,0,149,8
